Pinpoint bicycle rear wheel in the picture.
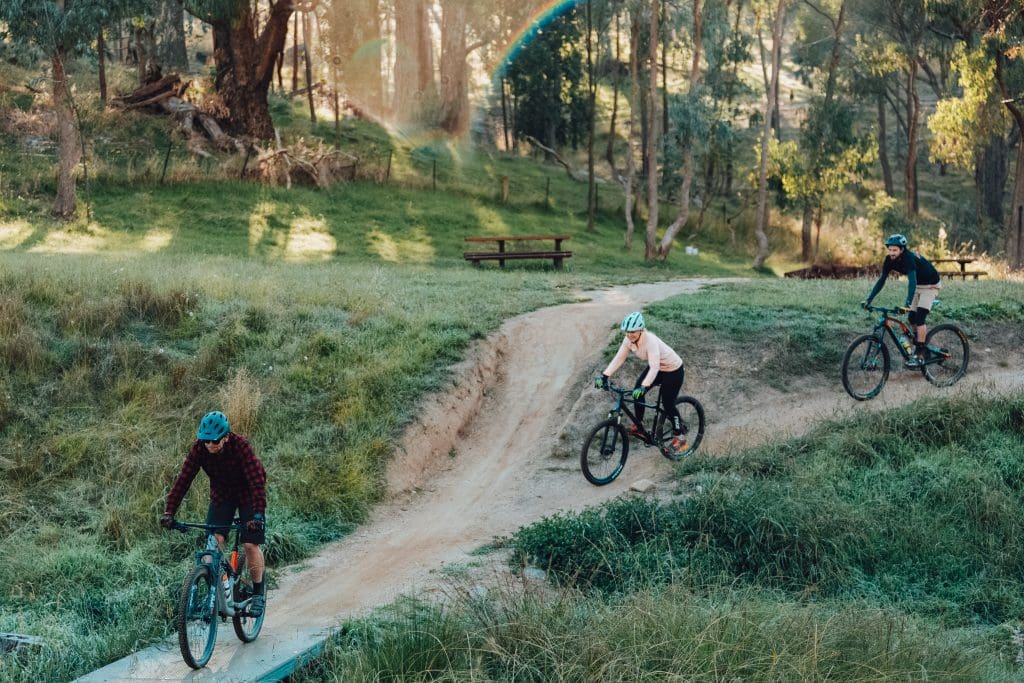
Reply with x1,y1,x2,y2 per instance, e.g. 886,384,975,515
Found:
656,396,706,461
232,567,266,643
923,323,969,387
177,565,218,669
581,419,629,486
842,334,890,400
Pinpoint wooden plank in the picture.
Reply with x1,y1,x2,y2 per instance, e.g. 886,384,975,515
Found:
463,251,572,260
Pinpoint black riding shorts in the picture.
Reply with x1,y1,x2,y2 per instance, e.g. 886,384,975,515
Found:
206,501,265,545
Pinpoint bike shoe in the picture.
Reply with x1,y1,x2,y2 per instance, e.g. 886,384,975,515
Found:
670,436,688,454
248,594,265,618
904,355,924,369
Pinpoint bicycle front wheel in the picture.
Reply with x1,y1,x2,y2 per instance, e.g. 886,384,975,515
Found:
657,396,706,461
177,565,218,669
232,570,266,643
842,334,890,400
923,324,969,387
581,419,629,486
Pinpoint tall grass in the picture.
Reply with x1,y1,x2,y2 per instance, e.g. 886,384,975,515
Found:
296,559,1014,682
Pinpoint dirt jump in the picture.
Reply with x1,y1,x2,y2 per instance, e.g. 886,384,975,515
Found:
78,279,1024,682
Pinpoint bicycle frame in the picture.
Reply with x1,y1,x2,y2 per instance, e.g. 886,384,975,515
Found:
866,305,945,365
604,383,668,445
174,521,251,619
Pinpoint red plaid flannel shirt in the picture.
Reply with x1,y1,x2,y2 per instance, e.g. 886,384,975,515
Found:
164,433,267,516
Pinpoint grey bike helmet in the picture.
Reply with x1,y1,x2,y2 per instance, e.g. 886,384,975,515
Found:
884,234,908,248
197,411,229,442
621,311,645,332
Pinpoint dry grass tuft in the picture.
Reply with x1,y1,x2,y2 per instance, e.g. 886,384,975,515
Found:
219,368,263,436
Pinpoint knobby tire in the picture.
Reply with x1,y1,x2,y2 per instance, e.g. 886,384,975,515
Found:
581,419,629,486
177,565,218,669
923,324,969,387
657,396,706,461
842,334,890,400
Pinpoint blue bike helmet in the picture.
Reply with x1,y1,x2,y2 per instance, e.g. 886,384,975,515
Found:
621,311,645,332
197,411,229,441
884,234,908,248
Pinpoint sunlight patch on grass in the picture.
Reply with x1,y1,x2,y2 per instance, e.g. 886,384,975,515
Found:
0,220,34,249
367,228,435,263
471,205,511,235
139,229,172,252
286,215,337,261
28,223,113,253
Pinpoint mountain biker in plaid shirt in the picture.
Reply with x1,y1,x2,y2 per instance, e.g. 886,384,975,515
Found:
161,411,268,617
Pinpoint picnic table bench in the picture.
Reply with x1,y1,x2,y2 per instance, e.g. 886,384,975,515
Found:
933,257,986,280
463,235,572,269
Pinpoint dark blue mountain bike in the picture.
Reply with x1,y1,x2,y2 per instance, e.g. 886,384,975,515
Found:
171,520,265,669
841,304,969,401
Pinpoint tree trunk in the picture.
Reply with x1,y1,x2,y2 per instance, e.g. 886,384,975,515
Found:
394,0,420,122
800,203,813,262
500,78,510,151
623,8,641,250
1004,118,1024,269
156,0,189,71
657,0,703,259
292,12,299,94
327,0,383,114
204,0,292,139
644,0,660,260
134,23,159,85
753,0,786,270
97,28,108,107
975,133,1007,233
586,0,597,232
877,91,894,196
439,0,469,134
51,50,82,219
606,11,621,175
302,10,316,123
905,60,920,217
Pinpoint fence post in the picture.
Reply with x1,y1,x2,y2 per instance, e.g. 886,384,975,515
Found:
500,175,510,203
545,177,550,205
160,140,172,184
385,150,392,182
432,159,437,190
240,146,253,179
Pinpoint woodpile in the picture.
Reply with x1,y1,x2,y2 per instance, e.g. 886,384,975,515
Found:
253,134,358,188
111,75,238,156
784,263,882,279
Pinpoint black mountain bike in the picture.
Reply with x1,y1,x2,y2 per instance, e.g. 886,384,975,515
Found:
171,520,265,669
841,304,969,401
581,382,706,486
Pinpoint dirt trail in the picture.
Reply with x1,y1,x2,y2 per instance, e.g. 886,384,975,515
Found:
80,280,1024,681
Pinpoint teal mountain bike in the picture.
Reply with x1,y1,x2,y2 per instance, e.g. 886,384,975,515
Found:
841,304,969,401
171,519,266,669
582,382,706,485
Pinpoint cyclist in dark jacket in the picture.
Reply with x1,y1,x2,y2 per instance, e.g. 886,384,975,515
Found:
862,234,941,368
161,411,268,616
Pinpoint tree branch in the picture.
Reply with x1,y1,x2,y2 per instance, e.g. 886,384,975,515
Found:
523,135,577,180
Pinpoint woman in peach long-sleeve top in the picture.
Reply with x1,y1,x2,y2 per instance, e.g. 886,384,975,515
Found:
596,311,687,454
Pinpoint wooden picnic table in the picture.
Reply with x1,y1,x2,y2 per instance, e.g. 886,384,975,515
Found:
933,257,986,280
463,235,572,269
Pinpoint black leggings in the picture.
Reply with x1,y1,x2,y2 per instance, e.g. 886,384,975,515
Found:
634,366,684,434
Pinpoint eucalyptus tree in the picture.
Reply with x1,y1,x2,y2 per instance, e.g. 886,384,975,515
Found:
0,0,145,218
752,0,791,269
182,0,293,138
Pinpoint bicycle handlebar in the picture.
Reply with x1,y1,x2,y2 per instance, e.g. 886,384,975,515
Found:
171,520,246,533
